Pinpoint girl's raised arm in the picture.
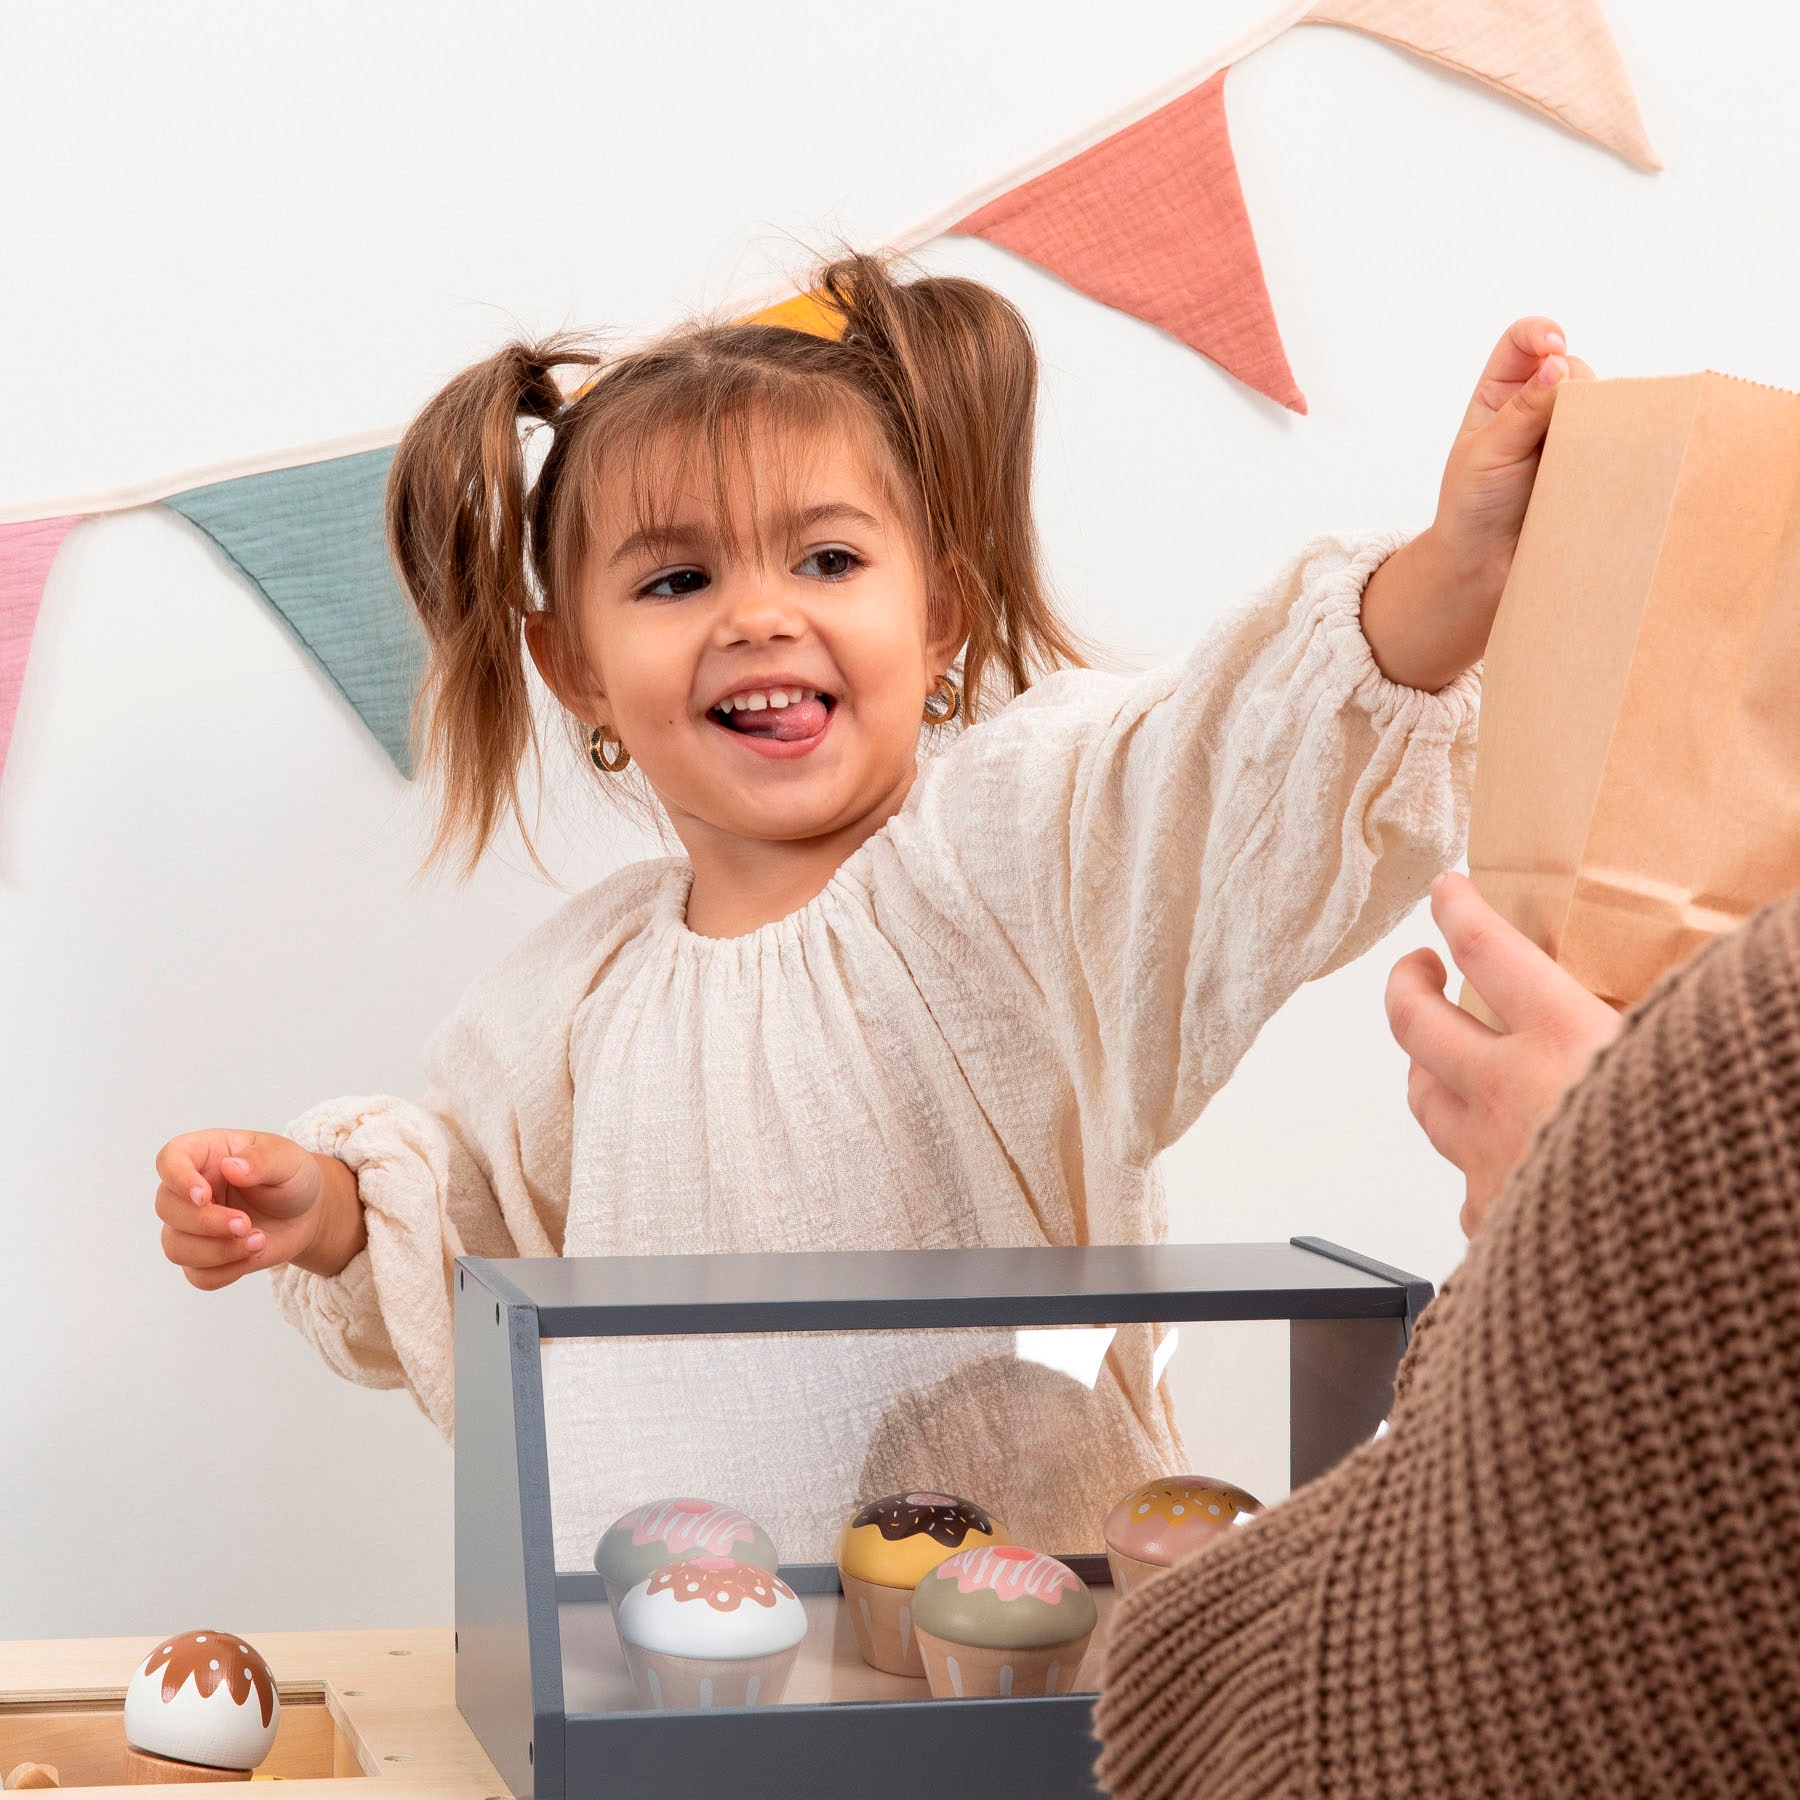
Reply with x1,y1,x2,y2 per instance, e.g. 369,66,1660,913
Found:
898,528,1478,1192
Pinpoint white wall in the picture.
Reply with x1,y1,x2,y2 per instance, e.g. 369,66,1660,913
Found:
4,0,1795,1639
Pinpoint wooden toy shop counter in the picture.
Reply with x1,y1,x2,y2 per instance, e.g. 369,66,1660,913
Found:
0,1628,507,1796
455,1239,1433,1800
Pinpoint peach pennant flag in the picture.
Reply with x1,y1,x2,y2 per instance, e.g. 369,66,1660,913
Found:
950,70,1305,413
0,516,80,787
1304,0,1660,170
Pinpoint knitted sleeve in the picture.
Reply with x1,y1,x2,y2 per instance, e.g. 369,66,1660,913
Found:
897,530,1479,1173
265,873,660,1435
1094,893,1800,1800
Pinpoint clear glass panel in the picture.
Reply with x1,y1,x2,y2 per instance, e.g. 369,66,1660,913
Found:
542,1319,1286,1716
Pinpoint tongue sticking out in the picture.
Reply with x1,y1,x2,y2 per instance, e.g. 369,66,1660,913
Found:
721,697,830,742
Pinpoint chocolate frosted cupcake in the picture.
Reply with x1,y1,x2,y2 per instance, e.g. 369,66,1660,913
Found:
594,1499,779,1614
836,1492,1005,1677
911,1545,1096,1699
615,1556,808,1711
1102,1476,1261,1596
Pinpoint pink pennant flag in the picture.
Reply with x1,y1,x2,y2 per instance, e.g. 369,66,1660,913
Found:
1,516,80,782
951,71,1306,414
1305,0,1660,171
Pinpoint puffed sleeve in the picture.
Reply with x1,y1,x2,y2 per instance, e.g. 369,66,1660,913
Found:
267,875,648,1434
897,530,1478,1171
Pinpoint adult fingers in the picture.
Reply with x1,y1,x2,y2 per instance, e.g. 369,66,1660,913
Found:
1406,1060,1472,1167
1386,944,1497,1100
1431,873,1598,1034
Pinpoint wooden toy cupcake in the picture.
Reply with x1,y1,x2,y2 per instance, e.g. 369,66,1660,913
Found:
1103,1476,1262,1596
911,1545,1096,1699
122,1629,279,1781
836,1491,1005,1677
615,1556,808,1711
594,1498,779,1613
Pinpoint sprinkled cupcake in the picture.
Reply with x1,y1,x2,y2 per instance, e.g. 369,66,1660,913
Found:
615,1556,809,1711
910,1545,1096,1699
594,1499,779,1614
1103,1476,1262,1596
836,1492,1006,1677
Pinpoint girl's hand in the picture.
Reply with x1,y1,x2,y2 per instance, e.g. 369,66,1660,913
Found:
1360,318,1596,692
153,1130,365,1288
1385,873,1621,1236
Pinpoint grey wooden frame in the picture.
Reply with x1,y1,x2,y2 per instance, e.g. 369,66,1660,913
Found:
454,1239,1430,1800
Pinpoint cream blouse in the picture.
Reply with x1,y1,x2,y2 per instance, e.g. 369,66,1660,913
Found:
272,530,1478,1568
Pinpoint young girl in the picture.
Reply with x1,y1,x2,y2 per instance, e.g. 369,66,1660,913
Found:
152,252,1581,1565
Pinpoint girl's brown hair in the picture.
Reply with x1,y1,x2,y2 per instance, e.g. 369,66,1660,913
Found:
388,249,1086,877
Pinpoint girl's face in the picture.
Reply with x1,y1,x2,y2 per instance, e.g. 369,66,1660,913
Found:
539,422,962,851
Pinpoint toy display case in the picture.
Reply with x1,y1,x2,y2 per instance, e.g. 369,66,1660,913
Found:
454,1240,1432,1800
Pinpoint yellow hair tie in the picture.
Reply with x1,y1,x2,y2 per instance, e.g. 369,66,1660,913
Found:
738,287,847,341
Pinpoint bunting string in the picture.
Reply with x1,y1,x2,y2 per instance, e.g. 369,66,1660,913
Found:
0,0,1656,794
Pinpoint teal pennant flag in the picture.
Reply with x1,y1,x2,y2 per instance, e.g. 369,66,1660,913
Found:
164,448,422,775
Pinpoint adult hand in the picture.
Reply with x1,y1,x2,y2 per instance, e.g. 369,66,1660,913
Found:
1386,873,1621,1235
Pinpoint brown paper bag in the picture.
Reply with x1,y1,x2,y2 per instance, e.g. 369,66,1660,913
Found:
1465,372,1800,1020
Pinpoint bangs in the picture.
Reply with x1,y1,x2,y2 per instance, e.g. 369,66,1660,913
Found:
560,346,916,585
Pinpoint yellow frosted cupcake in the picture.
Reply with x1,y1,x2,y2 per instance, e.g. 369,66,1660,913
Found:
835,1492,1005,1677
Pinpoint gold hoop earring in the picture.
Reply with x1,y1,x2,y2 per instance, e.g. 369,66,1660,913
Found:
923,673,961,725
588,726,631,774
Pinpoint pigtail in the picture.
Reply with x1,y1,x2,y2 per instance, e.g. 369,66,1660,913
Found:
817,253,1088,715
388,335,600,877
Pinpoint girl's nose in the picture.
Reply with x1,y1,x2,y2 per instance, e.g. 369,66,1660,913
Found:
714,574,805,646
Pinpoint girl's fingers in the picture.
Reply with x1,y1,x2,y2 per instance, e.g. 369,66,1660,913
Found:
1386,945,1497,1099
1431,873,1594,1033
161,1222,266,1270
1464,317,1567,421
153,1186,250,1236
154,1138,213,1207
1471,354,1568,466
216,1135,315,1219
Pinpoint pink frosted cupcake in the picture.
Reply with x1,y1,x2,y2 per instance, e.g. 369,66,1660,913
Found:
910,1545,1096,1699
593,1498,779,1614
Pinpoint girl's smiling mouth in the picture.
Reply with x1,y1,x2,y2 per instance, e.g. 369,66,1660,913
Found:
708,684,836,756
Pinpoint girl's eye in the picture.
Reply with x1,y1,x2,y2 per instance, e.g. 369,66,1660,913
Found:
640,567,709,600
797,546,861,581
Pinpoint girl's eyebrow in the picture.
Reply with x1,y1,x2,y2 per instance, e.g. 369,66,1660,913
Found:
605,502,885,571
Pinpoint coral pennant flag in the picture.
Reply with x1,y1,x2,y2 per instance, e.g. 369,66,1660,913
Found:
1305,0,1660,170
164,448,423,775
951,71,1304,413
0,515,80,786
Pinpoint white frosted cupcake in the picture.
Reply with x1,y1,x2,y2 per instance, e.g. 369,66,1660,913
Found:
615,1556,808,1711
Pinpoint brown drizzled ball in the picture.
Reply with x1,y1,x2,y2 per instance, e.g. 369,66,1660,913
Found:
123,1629,280,1771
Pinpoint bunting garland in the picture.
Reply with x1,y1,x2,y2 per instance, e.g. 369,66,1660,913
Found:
0,0,1657,803
164,450,422,776
1303,0,1660,171
951,71,1306,412
0,517,80,781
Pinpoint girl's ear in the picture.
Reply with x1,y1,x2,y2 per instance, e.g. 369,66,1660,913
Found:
926,573,969,679
524,613,609,727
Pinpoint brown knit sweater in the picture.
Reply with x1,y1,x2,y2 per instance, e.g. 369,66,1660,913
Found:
1094,894,1800,1799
